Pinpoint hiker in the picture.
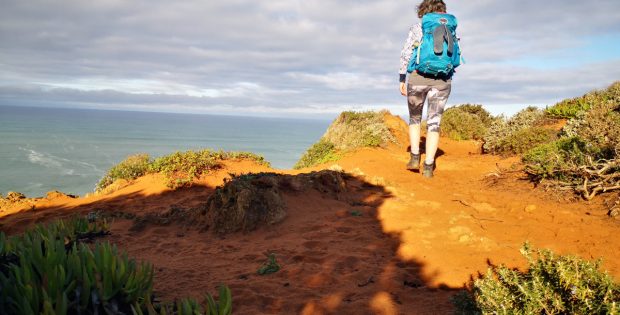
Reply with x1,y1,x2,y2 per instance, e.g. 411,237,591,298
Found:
398,0,461,178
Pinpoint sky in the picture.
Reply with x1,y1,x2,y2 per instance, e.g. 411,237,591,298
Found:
1,0,619,119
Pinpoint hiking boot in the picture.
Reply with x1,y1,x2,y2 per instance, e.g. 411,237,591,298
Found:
423,161,435,178
406,153,420,171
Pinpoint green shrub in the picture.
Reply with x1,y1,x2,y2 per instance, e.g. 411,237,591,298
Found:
96,153,151,191
496,127,557,155
0,218,232,315
219,151,271,167
562,101,620,155
545,97,592,119
294,139,340,169
323,110,396,150
523,136,619,199
149,150,221,188
137,286,232,315
97,150,270,191
546,81,620,119
523,137,590,181
451,104,496,126
522,84,620,200
257,253,280,275
453,243,620,315
441,104,495,140
0,219,153,314
483,107,555,155
295,110,397,168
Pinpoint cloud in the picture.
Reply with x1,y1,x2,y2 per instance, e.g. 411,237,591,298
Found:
1,0,619,117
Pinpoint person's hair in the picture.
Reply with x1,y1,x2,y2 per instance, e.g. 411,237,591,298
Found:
417,0,447,18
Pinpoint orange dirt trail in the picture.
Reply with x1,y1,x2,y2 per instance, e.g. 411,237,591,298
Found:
1,123,619,314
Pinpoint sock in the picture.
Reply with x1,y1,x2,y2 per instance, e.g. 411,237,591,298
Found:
425,131,440,165
409,124,421,155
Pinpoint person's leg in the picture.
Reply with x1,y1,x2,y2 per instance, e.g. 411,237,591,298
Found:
407,85,429,170
423,83,451,177
409,124,421,154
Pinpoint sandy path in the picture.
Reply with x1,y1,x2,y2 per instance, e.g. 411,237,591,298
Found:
1,137,619,314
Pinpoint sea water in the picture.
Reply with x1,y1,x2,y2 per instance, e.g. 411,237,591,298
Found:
0,106,330,197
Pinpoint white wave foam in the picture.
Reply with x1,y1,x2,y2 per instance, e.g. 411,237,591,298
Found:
20,147,63,169
18,147,103,174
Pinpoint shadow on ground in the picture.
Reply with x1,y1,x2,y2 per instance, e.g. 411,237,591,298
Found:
0,171,462,314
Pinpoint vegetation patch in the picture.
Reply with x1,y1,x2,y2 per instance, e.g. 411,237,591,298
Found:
453,243,620,314
97,150,270,191
96,153,151,191
295,110,397,169
483,107,557,156
257,253,280,275
294,139,340,169
0,218,232,315
198,170,347,234
523,82,620,200
496,126,558,155
545,82,620,119
441,104,496,140
545,96,592,119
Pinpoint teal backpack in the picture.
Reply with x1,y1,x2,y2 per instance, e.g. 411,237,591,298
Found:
407,12,461,77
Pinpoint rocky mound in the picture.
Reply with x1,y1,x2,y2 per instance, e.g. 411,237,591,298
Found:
0,191,78,214
295,110,408,169
196,170,348,234
0,192,31,213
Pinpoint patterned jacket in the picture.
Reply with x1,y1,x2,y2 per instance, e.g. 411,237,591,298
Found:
399,23,423,82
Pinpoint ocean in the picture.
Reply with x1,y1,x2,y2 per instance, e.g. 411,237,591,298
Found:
0,106,330,197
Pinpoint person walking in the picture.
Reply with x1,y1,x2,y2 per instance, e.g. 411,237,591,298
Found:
398,0,460,178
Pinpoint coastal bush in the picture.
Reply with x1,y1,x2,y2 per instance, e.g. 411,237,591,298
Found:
522,137,591,181
523,135,619,200
545,97,592,119
219,151,271,167
561,99,620,153
149,150,221,188
323,110,396,150
522,83,620,200
496,127,558,155
0,218,232,315
295,110,396,169
294,139,339,169
96,153,151,191
453,243,620,314
483,106,555,155
441,104,495,140
546,81,620,119
97,150,270,191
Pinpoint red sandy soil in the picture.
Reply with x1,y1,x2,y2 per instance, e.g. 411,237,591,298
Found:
1,115,619,314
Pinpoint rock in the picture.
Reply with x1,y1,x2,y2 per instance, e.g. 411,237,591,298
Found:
472,202,497,213
458,234,471,243
524,204,537,213
350,168,365,177
46,190,77,200
370,176,386,186
328,164,343,172
6,191,26,202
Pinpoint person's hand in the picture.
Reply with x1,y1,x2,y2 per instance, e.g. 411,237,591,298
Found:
399,82,407,96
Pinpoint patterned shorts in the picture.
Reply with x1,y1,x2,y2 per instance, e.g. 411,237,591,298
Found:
407,82,452,132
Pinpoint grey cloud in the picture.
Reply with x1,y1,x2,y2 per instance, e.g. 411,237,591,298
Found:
1,0,619,118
